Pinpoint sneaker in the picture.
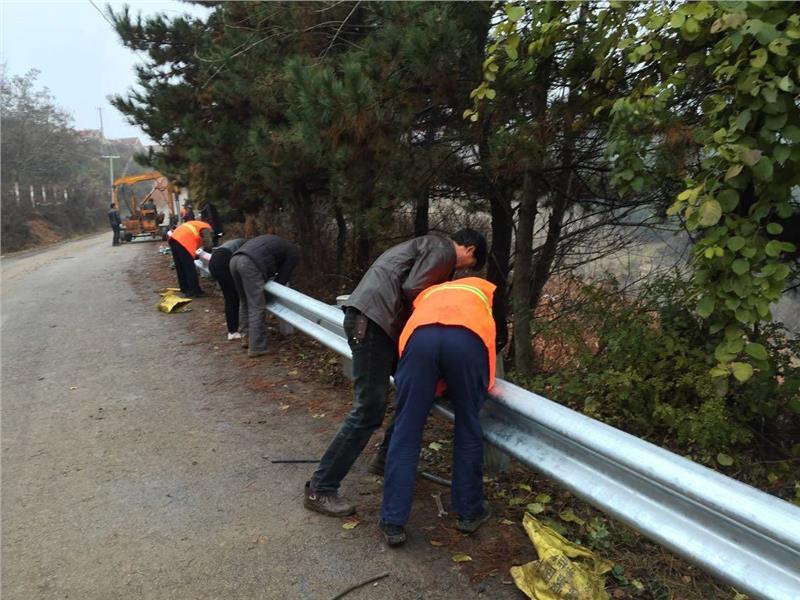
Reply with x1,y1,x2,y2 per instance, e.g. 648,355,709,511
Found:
456,502,493,534
227,332,242,341
248,349,268,358
379,520,407,547
303,482,356,517
367,451,386,476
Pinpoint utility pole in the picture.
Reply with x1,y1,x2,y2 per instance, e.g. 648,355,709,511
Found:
101,155,120,206
98,107,118,206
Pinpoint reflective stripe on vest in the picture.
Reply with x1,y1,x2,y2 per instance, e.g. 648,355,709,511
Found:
421,283,492,316
183,222,199,238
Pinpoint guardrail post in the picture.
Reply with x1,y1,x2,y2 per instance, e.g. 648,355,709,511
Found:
276,284,295,336
335,295,353,380
484,352,510,475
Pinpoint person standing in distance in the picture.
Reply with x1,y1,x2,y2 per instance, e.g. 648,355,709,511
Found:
304,229,488,517
108,203,121,246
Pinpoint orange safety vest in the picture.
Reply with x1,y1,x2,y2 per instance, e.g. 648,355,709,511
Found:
171,220,211,256
398,276,497,389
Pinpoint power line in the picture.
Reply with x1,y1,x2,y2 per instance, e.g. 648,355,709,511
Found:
87,0,115,29
87,0,147,65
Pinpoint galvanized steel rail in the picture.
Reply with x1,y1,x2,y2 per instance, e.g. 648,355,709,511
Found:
195,254,800,599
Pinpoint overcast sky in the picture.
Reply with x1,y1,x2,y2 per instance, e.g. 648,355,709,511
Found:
2,0,211,144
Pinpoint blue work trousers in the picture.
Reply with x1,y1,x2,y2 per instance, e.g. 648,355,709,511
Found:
380,325,489,526
169,239,203,296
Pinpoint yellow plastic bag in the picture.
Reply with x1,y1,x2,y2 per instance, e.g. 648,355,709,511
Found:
157,290,192,313
510,512,613,600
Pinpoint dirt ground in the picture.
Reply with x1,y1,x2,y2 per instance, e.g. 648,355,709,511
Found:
141,245,747,600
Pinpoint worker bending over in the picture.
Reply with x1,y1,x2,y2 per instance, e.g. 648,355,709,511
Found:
169,220,213,297
378,276,498,546
304,229,494,518
206,238,245,340
229,234,299,358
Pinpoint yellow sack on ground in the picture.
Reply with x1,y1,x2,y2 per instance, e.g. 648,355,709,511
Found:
157,290,192,313
510,512,613,600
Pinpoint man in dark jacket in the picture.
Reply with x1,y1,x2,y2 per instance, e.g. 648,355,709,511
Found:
304,228,491,517
229,234,299,358
108,203,121,246
200,202,223,243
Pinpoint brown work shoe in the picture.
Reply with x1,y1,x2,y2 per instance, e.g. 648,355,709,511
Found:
248,349,268,358
303,481,355,517
240,334,248,349
367,450,386,475
456,501,493,534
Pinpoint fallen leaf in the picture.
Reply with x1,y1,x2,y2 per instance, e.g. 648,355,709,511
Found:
428,442,442,452
519,483,532,492
69,386,77,390
499,518,515,525
430,540,444,547
279,404,290,410
559,508,585,526
613,589,625,598
452,553,472,562
312,413,326,419
526,502,545,514
716,452,734,466
288,370,299,376
342,520,359,530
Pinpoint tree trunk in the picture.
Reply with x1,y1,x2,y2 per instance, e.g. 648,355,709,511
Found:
413,187,429,237
512,170,538,377
291,181,316,271
528,177,573,312
333,201,347,277
413,127,435,237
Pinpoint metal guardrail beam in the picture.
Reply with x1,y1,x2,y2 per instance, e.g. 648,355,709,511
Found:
194,257,800,599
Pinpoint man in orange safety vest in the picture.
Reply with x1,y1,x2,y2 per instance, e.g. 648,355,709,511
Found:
168,220,213,297
379,276,498,546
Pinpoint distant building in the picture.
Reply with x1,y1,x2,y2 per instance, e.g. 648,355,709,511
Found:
115,137,144,149
77,129,103,140
76,130,144,150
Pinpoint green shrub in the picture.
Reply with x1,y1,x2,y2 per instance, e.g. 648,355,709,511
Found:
512,273,800,455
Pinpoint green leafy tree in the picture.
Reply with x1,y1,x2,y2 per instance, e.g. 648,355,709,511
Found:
604,1,799,384
472,0,800,383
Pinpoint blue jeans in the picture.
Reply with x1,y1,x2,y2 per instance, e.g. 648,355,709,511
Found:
310,309,397,493
380,325,488,526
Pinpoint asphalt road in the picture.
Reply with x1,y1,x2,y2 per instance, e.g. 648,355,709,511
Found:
1,233,520,599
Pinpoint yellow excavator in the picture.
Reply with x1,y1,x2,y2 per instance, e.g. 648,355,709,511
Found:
113,171,179,242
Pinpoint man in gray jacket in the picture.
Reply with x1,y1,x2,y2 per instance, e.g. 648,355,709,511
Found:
229,234,299,357
304,229,488,517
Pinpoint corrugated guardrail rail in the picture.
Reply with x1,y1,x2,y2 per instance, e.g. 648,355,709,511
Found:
195,255,800,600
